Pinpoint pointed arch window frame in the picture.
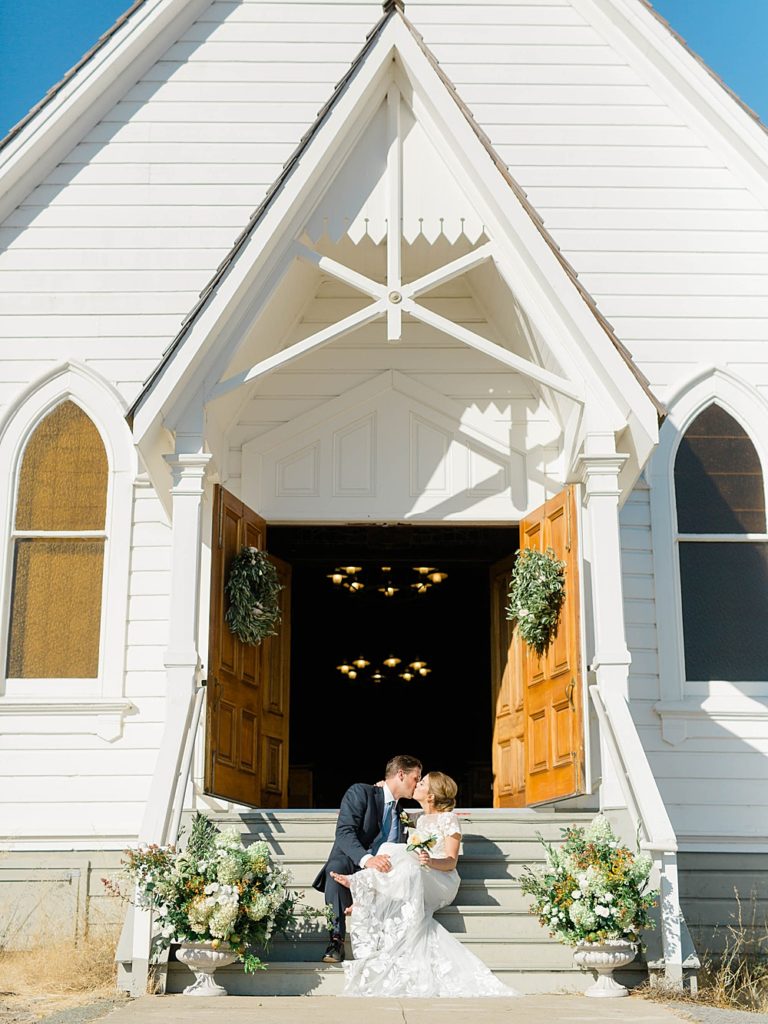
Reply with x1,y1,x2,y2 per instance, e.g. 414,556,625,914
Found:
0,365,136,722
648,367,768,743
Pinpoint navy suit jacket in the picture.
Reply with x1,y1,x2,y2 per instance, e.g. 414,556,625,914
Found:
313,783,406,892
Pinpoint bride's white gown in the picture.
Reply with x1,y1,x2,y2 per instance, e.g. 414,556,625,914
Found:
343,811,518,997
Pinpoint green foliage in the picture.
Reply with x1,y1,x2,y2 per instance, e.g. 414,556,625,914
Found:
225,546,281,646
506,547,566,656
519,814,658,948
104,817,325,972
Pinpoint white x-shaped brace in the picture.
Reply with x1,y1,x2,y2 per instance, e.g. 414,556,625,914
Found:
210,83,582,405
211,240,582,402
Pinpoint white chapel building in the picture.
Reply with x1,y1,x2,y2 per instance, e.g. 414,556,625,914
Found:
1,0,767,993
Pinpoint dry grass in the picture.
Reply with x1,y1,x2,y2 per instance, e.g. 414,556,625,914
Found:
641,891,768,1014
0,928,125,1022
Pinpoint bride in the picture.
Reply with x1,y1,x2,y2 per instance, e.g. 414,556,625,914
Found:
331,771,518,998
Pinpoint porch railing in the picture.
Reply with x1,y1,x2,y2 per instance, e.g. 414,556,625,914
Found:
589,684,699,986
116,678,206,995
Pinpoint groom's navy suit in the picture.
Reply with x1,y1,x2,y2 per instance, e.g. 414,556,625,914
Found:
313,783,406,939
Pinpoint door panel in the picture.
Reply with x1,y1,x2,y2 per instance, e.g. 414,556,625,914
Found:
520,485,584,804
205,485,290,807
490,554,526,806
258,557,291,808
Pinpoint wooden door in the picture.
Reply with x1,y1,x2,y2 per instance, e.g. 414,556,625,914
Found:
490,555,526,806
520,485,584,804
205,485,291,807
257,557,291,808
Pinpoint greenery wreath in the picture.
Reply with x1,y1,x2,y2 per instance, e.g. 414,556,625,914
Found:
225,547,282,646
505,547,567,657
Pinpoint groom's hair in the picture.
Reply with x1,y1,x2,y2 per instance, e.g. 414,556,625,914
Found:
385,754,422,777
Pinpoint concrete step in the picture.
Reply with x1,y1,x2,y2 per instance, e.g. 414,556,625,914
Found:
257,933,579,969
219,835,573,860
202,809,592,844
165,958,645,997
170,807,642,996
291,878,529,911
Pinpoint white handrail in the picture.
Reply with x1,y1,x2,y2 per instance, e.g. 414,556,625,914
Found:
589,684,698,983
169,680,207,845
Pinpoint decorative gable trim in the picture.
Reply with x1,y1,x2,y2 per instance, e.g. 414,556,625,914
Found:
126,6,661,459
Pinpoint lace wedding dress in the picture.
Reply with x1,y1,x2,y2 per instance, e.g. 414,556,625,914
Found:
342,811,518,997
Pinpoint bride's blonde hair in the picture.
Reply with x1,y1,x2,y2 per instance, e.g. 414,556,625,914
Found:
427,772,458,812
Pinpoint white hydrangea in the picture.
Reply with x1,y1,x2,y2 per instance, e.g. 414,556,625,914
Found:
209,899,239,938
569,901,597,930
217,855,244,886
247,893,272,921
187,895,213,933
584,814,615,845
215,827,244,853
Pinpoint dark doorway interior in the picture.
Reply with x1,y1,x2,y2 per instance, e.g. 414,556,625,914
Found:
268,525,517,808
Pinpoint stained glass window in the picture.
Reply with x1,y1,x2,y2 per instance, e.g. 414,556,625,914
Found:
6,402,107,678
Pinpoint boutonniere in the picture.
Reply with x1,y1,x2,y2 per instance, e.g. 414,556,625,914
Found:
399,810,411,827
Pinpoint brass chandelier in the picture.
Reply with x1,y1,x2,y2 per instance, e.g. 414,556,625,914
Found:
326,564,448,597
336,655,432,683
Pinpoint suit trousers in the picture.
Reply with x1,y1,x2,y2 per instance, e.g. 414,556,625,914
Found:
324,849,361,939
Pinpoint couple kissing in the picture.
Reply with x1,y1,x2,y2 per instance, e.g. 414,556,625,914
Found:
313,754,518,998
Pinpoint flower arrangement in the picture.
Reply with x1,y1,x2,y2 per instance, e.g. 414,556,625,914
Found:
225,547,282,646
104,813,318,973
519,814,658,947
506,547,566,656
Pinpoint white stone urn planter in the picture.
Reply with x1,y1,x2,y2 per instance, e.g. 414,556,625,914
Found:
573,939,637,997
175,941,238,996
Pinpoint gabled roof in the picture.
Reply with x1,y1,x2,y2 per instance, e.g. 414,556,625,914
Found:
0,0,148,155
127,0,663,427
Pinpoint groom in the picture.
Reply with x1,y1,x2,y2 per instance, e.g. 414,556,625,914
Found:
312,753,422,963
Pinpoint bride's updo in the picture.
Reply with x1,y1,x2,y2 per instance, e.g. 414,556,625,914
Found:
427,772,458,812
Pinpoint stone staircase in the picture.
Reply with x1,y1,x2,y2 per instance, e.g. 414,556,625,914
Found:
165,807,648,995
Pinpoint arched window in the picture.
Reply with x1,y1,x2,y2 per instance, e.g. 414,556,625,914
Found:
674,403,768,681
6,401,108,678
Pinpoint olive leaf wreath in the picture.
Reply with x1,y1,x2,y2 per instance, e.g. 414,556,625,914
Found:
505,547,566,657
225,546,282,646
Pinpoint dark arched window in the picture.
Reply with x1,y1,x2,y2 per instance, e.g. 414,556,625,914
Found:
674,403,768,680
6,401,108,678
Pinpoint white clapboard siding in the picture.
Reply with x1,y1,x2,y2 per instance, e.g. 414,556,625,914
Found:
0,0,765,411
621,486,768,841
0,484,171,843
0,724,165,753
1,0,767,847
620,485,660,706
412,3,768,399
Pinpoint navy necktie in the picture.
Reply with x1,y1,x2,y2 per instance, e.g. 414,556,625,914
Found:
373,801,395,854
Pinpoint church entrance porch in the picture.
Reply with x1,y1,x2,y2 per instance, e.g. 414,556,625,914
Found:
268,523,516,808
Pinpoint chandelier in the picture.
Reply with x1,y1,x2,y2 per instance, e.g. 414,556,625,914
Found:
326,564,448,597
336,656,432,683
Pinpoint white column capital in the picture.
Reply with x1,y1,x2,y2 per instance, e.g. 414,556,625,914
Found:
576,451,628,501
163,451,213,492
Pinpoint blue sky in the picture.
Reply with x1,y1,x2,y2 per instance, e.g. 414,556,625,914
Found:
0,1,767,139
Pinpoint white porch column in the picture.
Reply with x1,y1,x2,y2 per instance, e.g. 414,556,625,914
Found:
577,431,631,809
140,451,212,844
125,450,212,995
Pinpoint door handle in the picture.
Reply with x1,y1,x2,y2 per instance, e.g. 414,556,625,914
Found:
565,679,575,708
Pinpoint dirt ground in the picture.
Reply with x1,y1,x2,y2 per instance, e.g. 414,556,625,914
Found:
0,934,128,1024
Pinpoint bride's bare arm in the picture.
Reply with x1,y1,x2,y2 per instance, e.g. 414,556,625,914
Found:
418,833,460,871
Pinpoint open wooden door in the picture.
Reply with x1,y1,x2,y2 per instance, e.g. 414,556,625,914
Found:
519,485,584,804
205,485,291,807
490,555,526,806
